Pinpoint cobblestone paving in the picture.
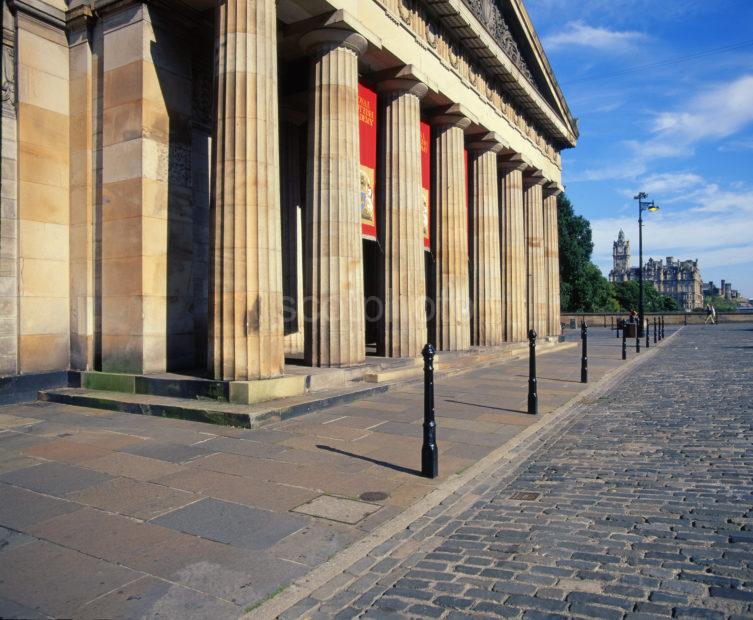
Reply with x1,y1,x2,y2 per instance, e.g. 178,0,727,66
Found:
307,324,753,619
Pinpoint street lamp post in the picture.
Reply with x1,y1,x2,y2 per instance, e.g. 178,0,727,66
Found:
634,192,659,338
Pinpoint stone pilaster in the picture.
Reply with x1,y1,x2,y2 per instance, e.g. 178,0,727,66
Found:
0,2,18,375
69,14,95,370
468,133,504,347
210,0,284,380
524,176,546,336
377,67,428,358
430,105,471,351
280,110,305,356
301,27,367,367
543,186,561,337
499,160,527,342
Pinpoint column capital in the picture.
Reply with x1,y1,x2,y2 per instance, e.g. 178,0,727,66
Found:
300,27,368,57
374,65,429,99
427,103,473,130
543,181,562,198
467,131,506,154
498,154,528,172
523,169,547,188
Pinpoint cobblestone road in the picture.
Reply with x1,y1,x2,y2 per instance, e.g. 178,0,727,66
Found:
303,324,753,619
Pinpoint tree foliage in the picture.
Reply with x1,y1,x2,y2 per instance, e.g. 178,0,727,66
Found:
557,193,617,312
557,193,679,313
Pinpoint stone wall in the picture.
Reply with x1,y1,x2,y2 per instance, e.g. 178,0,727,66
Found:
16,14,70,373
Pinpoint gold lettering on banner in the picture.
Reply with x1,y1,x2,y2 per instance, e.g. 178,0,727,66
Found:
359,95,375,126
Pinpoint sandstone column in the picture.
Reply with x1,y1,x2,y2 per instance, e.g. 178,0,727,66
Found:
468,133,504,347
543,186,561,337
524,177,546,336
430,105,471,351
280,110,305,355
301,27,367,367
499,159,527,342
378,67,428,358
210,0,284,380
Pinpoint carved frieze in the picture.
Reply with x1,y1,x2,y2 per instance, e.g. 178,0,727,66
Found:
463,0,534,83
1,39,15,112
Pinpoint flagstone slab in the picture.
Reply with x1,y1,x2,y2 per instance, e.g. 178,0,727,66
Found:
292,495,381,524
76,575,241,620
151,497,308,550
0,462,112,496
0,540,138,618
0,485,80,530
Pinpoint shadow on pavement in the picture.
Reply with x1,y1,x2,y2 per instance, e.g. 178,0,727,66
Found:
316,444,422,477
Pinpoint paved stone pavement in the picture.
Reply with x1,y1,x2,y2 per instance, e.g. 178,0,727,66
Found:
0,327,639,618
286,324,753,620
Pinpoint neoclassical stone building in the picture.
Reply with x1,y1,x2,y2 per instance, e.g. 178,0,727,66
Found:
0,0,576,394
610,230,703,311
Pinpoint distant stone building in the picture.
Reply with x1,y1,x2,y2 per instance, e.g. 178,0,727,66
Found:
609,230,704,311
704,280,743,302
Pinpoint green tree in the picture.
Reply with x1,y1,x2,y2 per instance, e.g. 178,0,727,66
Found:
557,193,619,312
613,280,680,312
704,295,738,312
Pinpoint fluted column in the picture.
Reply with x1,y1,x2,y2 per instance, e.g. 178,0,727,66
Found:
280,110,305,355
469,133,504,347
301,28,367,367
524,177,546,336
210,0,284,381
500,160,527,342
378,68,428,358
543,187,561,337
430,105,471,351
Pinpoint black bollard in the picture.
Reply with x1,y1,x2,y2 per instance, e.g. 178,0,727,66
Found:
421,344,438,479
653,317,657,344
527,329,538,415
660,316,665,340
684,313,687,326
646,318,650,348
621,322,627,360
580,321,588,383
615,317,620,338
635,322,640,353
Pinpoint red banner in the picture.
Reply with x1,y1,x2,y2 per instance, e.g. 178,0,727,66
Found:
358,83,377,240
421,122,431,250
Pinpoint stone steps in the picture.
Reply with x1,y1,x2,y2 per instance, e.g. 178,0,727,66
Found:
39,339,571,428
38,381,390,429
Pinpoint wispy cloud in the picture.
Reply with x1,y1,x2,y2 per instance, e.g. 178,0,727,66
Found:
591,179,753,294
650,74,753,144
542,21,646,52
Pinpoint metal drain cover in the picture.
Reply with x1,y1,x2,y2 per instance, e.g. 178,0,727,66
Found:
510,491,540,501
359,491,389,502
292,495,381,524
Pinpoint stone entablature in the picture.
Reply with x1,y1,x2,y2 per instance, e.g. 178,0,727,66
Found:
374,0,573,168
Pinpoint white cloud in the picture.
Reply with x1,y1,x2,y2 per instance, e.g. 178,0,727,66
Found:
591,179,753,296
542,21,646,52
638,172,704,195
649,75,753,144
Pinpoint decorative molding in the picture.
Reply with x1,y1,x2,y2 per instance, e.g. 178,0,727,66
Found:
1,35,15,112
463,0,533,84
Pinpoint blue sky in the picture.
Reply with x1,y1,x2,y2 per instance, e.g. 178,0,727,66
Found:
526,0,753,298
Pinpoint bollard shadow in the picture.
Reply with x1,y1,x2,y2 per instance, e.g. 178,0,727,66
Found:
444,399,526,414
316,444,423,477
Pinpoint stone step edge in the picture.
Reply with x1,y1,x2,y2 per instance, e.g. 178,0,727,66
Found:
38,340,575,429
38,382,390,429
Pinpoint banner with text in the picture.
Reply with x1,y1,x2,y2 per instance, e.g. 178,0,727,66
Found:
358,83,378,240
421,121,431,250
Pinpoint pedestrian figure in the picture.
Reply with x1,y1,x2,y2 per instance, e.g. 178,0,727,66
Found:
711,305,717,325
629,309,637,323
704,304,713,325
